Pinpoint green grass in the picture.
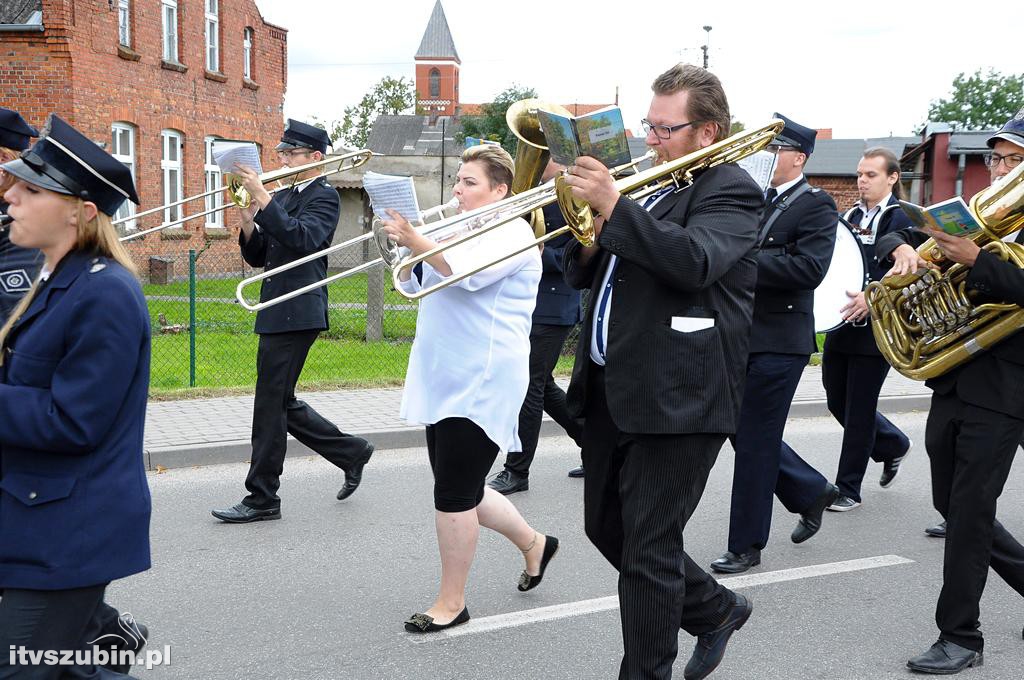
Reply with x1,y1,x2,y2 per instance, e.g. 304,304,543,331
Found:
143,272,387,305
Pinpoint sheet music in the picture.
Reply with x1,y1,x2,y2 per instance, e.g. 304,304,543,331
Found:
212,141,263,175
737,150,777,193
363,171,421,222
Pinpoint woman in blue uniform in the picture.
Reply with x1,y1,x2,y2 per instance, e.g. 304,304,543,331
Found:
0,114,150,678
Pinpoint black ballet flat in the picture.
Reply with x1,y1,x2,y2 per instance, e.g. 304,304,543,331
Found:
403,607,470,633
518,535,559,592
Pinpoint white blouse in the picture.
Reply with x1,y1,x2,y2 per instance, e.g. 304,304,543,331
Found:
398,216,542,453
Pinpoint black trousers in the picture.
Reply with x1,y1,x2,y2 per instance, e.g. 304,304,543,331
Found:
503,323,583,477
822,349,910,501
581,365,733,680
244,330,370,509
728,352,827,554
425,417,500,512
0,585,134,680
926,391,1024,651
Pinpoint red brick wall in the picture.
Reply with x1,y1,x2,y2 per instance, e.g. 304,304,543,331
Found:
808,175,859,213
0,0,288,280
415,60,459,115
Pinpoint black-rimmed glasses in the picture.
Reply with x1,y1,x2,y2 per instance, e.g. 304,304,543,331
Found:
641,119,702,140
985,152,1024,170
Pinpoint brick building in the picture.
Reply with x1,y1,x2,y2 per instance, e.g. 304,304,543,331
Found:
0,0,287,280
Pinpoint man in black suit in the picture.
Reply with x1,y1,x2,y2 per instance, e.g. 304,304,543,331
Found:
885,109,1024,675
561,64,762,680
488,160,585,495
212,120,373,523
711,115,839,575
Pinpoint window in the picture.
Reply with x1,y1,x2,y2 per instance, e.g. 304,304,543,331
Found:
429,68,440,98
243,27,253,80
111,123,136,229
161,130,183,225
204,137,223,229
205,0,219,72
118,0,131,46
161,0,178,62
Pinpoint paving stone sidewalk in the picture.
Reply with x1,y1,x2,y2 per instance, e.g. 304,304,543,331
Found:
143,365,931,471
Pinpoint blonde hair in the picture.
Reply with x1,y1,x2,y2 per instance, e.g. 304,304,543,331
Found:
461,144,514,194
0,194,138,359
0,146,17,197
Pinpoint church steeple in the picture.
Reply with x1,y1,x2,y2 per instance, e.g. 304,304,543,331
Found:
415,1,460,117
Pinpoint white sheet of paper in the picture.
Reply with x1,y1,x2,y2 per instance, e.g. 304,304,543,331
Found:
670,316,715,333
363,171,421,222
736,150,777,193
212,141,263,175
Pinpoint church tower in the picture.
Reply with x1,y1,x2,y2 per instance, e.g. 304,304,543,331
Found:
414,1,460,117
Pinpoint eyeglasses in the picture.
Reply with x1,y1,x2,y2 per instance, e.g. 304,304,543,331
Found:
641,119,702,140
765,144,801,155
984,152,1023,170
277,148,312,159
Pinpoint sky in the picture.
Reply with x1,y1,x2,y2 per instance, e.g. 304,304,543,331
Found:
253,0,1019,141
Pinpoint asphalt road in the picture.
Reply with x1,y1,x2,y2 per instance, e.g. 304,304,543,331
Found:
110,411,1024,679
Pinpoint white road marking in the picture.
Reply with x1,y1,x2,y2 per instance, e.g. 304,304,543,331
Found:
408,554,914,643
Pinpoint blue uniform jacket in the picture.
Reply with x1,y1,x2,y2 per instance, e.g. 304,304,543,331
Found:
534,202,582,326
0,201,44,324
0,250,152,590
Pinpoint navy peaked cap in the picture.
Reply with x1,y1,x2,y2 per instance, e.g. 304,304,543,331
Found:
276,119,330,154
0,107,38,152
987,105,1024,149
772,112,817,155
0,114,139,216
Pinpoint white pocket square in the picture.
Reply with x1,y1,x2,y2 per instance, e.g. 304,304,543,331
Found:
670,316,715,333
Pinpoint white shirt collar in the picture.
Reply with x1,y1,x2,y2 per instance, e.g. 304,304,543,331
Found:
856,192,893,216
772,174,805,197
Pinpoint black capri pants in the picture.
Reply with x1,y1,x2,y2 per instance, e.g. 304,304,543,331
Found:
425,417,500,512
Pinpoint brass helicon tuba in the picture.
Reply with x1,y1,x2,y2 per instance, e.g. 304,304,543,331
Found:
865,161,1024,380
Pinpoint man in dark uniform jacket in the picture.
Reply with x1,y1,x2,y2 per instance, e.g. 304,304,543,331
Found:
0,107,42,323
711,114,839,575
562,64,762,680
879,109,1024,675
488,160,584,495
821,147,913,512
212,120,373,523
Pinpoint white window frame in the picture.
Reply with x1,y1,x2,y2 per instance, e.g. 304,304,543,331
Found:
111,123,136,230
243,27,253,80
204,136,224,229
161,130,183,226
118,0,131,47
161,0,178,63
204,0,219,72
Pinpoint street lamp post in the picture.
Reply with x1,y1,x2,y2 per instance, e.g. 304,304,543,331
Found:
701,25,712,69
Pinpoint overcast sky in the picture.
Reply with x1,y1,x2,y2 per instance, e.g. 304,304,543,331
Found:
253,0,1019,140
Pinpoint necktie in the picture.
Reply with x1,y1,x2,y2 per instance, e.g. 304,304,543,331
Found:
765,187,778,205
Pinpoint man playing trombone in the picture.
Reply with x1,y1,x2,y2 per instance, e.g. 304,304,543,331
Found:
212,119,374,524
561,64,762,679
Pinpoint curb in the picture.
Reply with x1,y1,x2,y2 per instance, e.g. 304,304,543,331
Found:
143,394,933,472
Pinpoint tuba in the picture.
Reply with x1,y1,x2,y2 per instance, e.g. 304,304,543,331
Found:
505,99,572,238
865,161,1024,380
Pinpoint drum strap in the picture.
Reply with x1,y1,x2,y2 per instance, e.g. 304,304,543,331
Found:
757,182,814,247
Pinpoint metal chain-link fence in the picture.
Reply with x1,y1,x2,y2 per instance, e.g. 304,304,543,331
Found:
131,238,583,395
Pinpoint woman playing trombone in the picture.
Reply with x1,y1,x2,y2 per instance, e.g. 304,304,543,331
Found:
379,144,559,633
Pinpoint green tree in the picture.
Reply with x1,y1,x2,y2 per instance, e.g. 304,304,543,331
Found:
458,84,538,153
317,76,416,149
927,69,1024,130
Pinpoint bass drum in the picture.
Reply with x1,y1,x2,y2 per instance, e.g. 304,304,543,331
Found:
814,220,868,333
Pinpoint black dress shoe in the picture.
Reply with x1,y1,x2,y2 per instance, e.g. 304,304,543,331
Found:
487,469,528,495
683,593,753,680
211,502,281,523
907,639,982,674
404,607,470,633
101,613,148,673
925,521,947,538
710,549,761,574
880,438,912,488
337,444,374,501
791,483,841,544
567,465,585,478
518,535,559,591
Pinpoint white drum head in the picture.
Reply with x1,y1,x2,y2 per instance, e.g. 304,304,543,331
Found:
814,221,867,333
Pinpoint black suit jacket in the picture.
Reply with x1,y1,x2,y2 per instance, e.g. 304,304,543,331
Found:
824,196,913,355
563,163,762,435
534,202,582,326
239,178,341,335
751,179,836,354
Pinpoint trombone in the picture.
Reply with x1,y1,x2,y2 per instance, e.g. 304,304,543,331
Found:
234,197,460,312
381,118,783,300
117,149,373,242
